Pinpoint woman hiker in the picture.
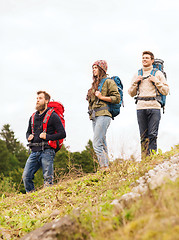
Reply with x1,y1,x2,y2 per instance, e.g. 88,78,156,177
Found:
86,60,120,171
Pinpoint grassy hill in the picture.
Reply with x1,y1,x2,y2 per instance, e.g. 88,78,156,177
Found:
0,145,179,240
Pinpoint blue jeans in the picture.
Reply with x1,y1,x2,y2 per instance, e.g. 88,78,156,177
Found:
92,116,111,168
23,148,55,192
137,109,161,155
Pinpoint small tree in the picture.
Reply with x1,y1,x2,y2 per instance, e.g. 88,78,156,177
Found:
0,140,20,175
0,124,28,167
0,124,19,154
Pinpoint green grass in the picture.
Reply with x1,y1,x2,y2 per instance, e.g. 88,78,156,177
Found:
0,145,179,239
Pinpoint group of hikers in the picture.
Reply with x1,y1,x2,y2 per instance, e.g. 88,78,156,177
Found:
22,50,169,193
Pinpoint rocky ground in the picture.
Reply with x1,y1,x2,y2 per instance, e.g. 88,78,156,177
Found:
112,153,179,206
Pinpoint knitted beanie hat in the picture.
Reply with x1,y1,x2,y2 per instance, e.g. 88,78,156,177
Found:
92,60,108,73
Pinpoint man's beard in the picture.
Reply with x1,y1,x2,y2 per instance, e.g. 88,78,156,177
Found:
36,103,46,112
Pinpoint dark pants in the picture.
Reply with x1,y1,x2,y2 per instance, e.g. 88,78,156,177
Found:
137,109,161,156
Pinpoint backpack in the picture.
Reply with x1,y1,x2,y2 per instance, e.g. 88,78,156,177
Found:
31,101,65,152
137,58,167,113
98,76,124,119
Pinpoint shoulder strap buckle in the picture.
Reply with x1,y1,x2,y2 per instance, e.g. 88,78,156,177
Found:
43,108,54,133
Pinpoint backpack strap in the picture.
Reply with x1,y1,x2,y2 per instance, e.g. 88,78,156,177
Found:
150,68,161,97
151,68,158,76
98,77,109,92
136,68,155,104
31,112,36,135
136,69,143,97
138,69,143,76
43,108,54,133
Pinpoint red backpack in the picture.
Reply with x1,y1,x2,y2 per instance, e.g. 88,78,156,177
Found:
31,101,65,152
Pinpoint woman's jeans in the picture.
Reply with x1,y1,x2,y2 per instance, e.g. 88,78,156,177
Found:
23,148,55,192
137,109,161,155
92,116,111,168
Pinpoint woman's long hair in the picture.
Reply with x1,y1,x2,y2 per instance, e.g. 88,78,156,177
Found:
86,66,107,100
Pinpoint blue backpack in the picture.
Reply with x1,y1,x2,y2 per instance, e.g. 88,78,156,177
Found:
98,76,124,119
138,59,167,113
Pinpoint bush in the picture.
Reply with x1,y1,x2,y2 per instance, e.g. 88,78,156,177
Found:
0,175,17,197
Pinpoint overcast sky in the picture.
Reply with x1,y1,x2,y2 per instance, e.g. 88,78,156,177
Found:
1,0,179,160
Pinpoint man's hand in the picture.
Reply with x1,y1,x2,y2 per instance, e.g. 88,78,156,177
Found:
28,134,34,141
135,76,143,84
39,132,46,139
95,91,102,99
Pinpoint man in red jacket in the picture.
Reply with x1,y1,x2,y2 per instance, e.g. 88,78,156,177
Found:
23,91,66,193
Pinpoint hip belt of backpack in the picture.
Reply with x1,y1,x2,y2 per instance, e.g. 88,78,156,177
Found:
88,106,109,120
27,141,50,151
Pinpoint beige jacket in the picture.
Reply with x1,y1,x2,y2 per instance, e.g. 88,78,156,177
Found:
88,78,120,119
128,66,169,109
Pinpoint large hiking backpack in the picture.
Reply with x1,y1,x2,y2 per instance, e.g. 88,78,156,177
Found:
98,76,124,119
137,58,167,113
31,101,65,152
